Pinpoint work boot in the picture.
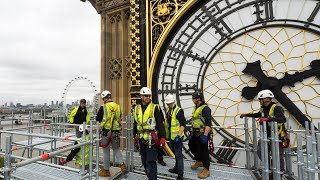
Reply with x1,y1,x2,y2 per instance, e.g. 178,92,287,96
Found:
198,168,210,179
98,168,110,177
120,163,127,173
177,175,183,180
191,161,203,170
158,161,167,166
168,167,178,174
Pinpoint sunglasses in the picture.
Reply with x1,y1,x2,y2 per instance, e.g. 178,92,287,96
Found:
143,95,150,97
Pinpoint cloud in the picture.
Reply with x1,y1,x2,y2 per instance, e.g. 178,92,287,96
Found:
0,0,101,105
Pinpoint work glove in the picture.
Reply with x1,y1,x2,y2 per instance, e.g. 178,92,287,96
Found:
200,135,208,144
59,159,68,165
240,114,247,118
259,117,269,123
160,138,166,147
173,135,181,144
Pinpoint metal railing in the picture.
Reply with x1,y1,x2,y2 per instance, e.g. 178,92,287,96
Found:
0,121,99,180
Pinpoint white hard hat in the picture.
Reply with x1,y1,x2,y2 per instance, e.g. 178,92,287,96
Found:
140,87,152,95
79,124,87,132
257,89,274,99
164,94,175,104
101,90,111,98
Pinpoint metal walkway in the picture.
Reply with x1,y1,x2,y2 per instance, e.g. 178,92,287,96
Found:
133,157,255,180
12,163,85,180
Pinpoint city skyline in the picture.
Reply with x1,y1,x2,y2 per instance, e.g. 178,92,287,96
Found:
0,0,101,105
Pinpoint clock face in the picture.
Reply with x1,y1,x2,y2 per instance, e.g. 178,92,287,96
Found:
203,26,320,146
153,0,320,163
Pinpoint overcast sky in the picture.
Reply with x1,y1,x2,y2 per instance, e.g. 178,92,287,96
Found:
0,0,100,105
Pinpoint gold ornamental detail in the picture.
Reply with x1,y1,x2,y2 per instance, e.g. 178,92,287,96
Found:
150,0,189,52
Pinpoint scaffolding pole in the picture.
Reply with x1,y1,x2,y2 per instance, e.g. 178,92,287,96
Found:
4,135,12,180
251,117,259,173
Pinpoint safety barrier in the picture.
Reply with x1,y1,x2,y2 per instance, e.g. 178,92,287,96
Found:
0,121,100,180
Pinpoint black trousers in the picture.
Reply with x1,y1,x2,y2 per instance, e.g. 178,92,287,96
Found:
157,148,164,162
188,134,210,169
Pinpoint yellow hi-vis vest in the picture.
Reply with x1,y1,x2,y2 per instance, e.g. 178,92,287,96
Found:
75,135,90,166
260,104,286,136
191,105,207,129
134,103,159,140
165,105,184,140
101,102,121,130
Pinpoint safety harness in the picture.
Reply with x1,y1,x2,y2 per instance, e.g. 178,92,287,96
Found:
100,104,118,148
261,104,290,148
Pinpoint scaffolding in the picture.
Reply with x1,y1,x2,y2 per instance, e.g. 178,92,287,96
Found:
1,113,320,179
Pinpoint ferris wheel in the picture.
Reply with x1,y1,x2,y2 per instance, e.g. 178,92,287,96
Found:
61,77,99,116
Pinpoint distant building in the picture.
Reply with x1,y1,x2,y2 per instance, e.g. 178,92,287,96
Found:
51,101,54,106
44,103,47,107
56,101,58,106
9,102,15,108
4,102,7,107
16,103,22,107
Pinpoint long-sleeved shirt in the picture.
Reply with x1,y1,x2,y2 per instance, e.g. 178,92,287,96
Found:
247,102,286,123
96,101,121,123
69,106,90,124
96,106,104,123
247,102,286,137
197,102,213,127
133,103,166,138
166,105,187,137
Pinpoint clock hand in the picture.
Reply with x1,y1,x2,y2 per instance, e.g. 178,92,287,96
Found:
242,85,262,100
241,60,311,128
279,60,320,87
241,61,267,100
242,60,268,82
272,87,309,127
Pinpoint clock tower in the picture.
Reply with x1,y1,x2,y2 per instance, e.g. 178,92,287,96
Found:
87,0,320,165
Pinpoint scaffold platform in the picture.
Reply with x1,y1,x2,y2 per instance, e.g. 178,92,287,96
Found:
12,163,83,180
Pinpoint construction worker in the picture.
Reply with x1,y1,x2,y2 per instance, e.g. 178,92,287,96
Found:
96,90,126,177
164,94,186,180
240,89,287,179
69,99,90,138
59,124,90,169
133,87,166,180
188,91,212,179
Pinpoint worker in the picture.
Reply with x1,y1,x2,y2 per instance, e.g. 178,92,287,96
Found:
96,90,126,177
188,91,212,179
164,94,186,180
69,99,90,138
133,87,166,180
59,124,90,169
240,89,287,179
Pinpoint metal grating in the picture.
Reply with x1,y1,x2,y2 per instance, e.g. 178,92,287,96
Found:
134,157,255,180
121,172,148,180
12,163,86,180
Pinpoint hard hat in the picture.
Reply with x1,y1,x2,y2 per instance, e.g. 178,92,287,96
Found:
192,91,204,100
101,90,111,98
140,87,152,95
164,94,175,104
80,99,86,103
79,124,87,132
257,89,274,99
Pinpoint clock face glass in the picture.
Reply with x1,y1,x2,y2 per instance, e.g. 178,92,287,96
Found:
154,0,320,153
203,27,320,145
